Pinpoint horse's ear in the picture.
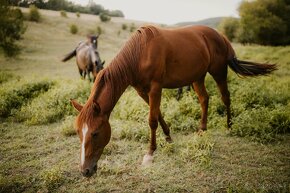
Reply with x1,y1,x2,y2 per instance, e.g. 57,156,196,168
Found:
70,99,83,112
92,100,101,114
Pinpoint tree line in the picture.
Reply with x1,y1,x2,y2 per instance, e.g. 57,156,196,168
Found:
219,0,290,45
9,0,124,17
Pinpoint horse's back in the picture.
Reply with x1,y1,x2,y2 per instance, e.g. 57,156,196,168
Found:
142,25,229,88
76,43,93,70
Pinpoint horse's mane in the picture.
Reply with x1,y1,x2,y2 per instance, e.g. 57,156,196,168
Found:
96,25,160,103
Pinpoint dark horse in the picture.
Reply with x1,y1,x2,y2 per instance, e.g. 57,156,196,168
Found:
70,25,276,177
62,35,105,82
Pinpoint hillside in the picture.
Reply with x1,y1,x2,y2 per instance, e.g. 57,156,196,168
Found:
0,8,289,193
175,17,225,28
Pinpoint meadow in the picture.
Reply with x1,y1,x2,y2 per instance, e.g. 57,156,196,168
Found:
0,9,289,193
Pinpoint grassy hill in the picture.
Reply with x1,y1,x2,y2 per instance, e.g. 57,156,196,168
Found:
0,8,289,193
175,17,225,28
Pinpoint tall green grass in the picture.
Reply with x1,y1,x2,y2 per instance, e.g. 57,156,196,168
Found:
0,79,53,118
15,79,91,125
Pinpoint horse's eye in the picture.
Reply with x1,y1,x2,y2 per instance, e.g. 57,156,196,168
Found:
92,132,99,138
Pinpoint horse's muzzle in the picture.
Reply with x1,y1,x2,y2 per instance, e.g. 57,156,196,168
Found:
81,165,97,178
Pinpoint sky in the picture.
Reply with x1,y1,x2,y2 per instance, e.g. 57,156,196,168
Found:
71,0,242,25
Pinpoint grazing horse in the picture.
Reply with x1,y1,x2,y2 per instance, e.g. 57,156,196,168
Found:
62,35,105,82
70,25,276,177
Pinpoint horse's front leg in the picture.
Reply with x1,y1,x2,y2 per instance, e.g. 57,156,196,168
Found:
142,82,162,166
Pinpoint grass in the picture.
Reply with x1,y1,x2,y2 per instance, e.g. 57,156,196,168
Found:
0,8,289,192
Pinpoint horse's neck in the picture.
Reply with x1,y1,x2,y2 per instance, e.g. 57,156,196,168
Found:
98,69,130,115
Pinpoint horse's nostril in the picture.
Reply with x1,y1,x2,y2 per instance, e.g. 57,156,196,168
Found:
82,169,90,177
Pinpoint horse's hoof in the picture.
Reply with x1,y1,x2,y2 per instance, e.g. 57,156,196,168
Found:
142,154,153,166
165,136,173,143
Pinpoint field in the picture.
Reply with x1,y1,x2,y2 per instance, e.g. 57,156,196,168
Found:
0,9,289,193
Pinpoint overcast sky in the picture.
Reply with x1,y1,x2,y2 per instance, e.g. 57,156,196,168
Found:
71,0,242,25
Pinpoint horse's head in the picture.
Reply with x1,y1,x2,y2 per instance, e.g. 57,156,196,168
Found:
96,60,105,73
71,99,111,177
87,34,99,50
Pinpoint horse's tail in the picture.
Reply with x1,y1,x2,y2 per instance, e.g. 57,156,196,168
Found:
62,49,76,62
228,57,277,77
221,35,277,77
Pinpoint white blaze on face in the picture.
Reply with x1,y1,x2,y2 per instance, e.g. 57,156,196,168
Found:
81,124,88,167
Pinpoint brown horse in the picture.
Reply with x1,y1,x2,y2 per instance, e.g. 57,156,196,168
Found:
70,25,276,177
62,35,105,82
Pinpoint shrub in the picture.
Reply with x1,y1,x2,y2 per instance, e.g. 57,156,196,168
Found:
97,26,103,35
237,0,290,45
231,105,290,143
29,5,41,22
15,80,90,125
60,10,67,17
122,23,128,30
0,80,53,118
119,121,149,143
0,3,26,57
130,23,136,32
99,12,111,22
60,116,76,137
76,12,80,18
218,17,239,41
70,24,78,34
180,133,214,167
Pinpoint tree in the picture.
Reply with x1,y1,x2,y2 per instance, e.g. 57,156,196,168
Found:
0,1,26,57
218,17,239,42
89,2,104,15
238,0,290,45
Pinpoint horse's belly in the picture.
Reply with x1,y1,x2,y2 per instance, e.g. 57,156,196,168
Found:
162,59,209,88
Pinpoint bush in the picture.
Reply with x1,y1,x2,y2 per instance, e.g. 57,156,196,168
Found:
0,80,53,118
122,24,127,30
99,12,111,22
97,26,103,35
130,23,136,32
218,17,239,41
76,12,80,18
15,80,90,125
180,133,214,167
60,10,67,17
231,106,290,143
60,116,76,136
70,24,78,34
237,0,290,45
0,3,26,57
29,5,41,22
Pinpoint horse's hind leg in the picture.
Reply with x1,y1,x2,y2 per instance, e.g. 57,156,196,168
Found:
212,76,231,129
78,68,84,79
136,90,172,142
176,87,183,100
87,70,92,82
193,77,209,132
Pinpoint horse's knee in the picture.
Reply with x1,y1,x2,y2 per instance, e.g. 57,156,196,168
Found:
149,118,158,130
